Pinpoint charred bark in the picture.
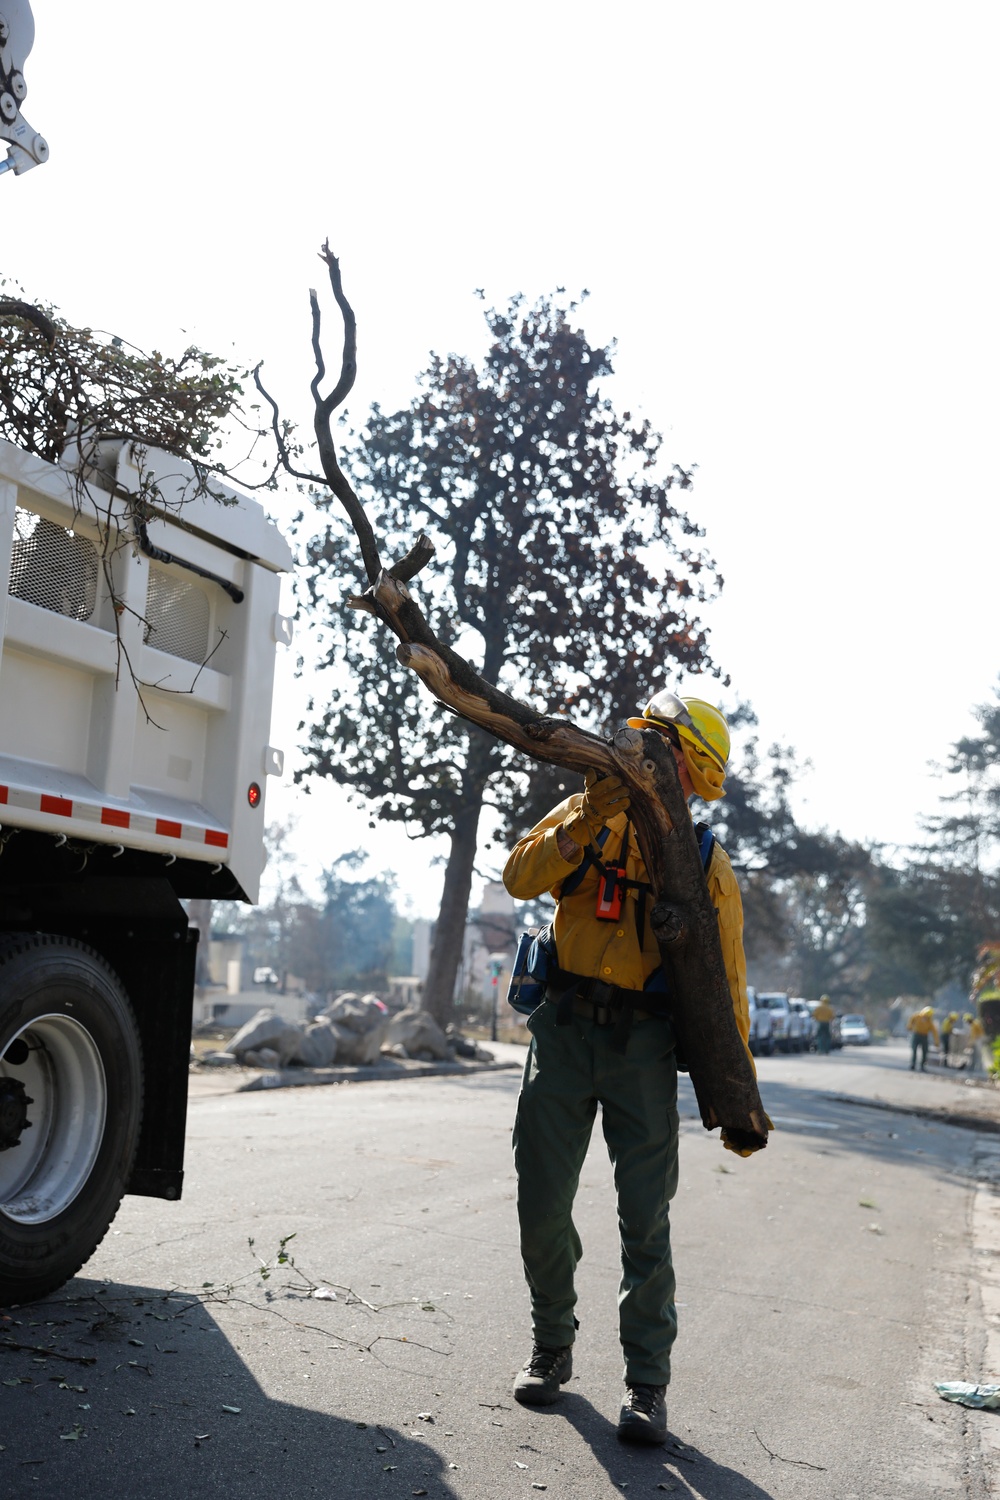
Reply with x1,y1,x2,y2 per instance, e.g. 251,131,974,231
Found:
282,245,769,1154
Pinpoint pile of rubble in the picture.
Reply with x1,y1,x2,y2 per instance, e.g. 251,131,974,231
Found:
200,992,495,1070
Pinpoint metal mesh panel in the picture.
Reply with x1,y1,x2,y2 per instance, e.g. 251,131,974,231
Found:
8,508,98,622
144,566,211,665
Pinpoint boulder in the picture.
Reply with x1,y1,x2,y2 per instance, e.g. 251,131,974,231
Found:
292,1016,339,1068
322,992,388,1034
228,1009,304,1066
382,1007,451,1062
201,1051,239,1067
244,1046,281,1068
329,1018,386,1065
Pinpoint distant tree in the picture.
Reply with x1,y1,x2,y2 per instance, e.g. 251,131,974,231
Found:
298,291,719,1024
317,851,397,989
926,680,1000,871
863,681,1000,1000
229,841,399,994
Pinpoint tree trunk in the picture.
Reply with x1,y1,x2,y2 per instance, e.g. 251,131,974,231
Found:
422,794,483,1027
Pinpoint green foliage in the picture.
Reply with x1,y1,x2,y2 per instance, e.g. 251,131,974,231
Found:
0,285,253,467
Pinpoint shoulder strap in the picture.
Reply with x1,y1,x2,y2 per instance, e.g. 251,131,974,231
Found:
695,821,716,870
559,824,611,898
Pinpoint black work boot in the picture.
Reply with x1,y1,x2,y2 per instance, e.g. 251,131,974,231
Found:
513,1343,573,1405
617,1383,667,1444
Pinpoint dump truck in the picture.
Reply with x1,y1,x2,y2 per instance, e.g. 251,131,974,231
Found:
0,435,292,1301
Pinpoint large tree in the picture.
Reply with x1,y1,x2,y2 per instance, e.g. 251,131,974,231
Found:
297,291,719,1024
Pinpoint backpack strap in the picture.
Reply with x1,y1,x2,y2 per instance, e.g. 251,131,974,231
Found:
695,821,716,871
559,824,612,898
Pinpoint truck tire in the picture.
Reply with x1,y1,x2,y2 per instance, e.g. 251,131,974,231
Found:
0,935,143,1305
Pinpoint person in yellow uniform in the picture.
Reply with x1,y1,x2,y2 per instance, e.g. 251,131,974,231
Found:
503,692,751,1446
813,995,836,1055
965,1012,985,1071
907,1006,939,1071
940,1011,959,1067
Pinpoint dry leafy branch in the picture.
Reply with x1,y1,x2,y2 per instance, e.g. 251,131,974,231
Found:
0,286,283,724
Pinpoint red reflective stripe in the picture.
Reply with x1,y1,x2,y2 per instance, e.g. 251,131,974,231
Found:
155,818,182,838
101,808,130,828
0,786,7,804
204,830,228,848
40,794,73,817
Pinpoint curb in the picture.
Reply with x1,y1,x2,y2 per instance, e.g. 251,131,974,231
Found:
830,1091,1000,1137
235,1058,521,1092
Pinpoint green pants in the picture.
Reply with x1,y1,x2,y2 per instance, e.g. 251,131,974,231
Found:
512,1000,679,1385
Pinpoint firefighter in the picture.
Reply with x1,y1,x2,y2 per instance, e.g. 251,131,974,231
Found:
813,995,836,1055
907,1006,939,1071
503,692,751,1446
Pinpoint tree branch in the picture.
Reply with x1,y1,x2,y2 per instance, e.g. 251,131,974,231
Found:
303,253,769,1154
252,362,326,487
0,299,57,344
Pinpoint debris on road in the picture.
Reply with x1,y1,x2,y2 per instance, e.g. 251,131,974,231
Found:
935,1381,1000,1409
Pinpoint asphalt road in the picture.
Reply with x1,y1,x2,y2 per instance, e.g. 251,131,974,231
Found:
1,1041,997,1499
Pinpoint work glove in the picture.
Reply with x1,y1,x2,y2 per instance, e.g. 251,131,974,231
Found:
721,1113,774,1158
561,768,631,848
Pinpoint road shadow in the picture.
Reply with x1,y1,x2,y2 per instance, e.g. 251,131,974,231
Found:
677,1070,987,1181
0,1276,456,1500
527,1393,779,1499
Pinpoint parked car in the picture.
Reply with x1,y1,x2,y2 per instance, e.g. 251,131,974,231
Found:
747,988,775,1057
754,992,807,1052
839,1014,871,1045
791,998,816,1048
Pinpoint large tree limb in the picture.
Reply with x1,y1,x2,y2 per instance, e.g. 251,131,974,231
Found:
297,250,768,1154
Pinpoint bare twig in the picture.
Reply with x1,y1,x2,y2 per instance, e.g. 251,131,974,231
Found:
252,362,326,488
752,1428,827,1471
0,1339,96,1365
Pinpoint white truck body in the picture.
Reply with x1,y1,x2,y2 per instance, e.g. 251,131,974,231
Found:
0,434,294,1304
0,437,292,900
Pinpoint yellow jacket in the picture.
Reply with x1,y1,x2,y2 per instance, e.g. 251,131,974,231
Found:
908,1011,940,1043
969,1018,985,1043
813,1001,836,1023
502,794,753,1065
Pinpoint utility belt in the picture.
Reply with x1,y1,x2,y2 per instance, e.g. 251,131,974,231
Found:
546,966,666,1024
543,963,674,1051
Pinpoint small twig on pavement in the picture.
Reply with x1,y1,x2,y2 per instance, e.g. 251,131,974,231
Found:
0,1340,96,1366
752,1428,826,1471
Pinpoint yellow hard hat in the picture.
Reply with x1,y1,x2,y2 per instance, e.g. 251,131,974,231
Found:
627,691,730,772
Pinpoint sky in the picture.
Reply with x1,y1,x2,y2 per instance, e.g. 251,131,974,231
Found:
5,2,999,915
